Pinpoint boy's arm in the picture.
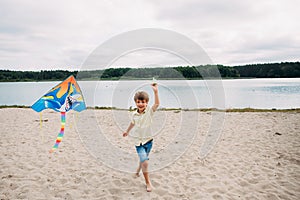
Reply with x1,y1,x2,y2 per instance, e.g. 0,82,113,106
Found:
123,122,134,137
151,83,160,112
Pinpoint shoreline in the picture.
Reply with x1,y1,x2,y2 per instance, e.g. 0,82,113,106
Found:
1,77,300,83
1,105,300,112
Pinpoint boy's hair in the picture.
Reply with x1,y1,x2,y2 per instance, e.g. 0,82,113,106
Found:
134,91,149,102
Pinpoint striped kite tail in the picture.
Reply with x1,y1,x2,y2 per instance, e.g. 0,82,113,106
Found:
49,112,66,153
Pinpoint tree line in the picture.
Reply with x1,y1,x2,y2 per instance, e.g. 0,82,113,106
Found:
0,62,299,82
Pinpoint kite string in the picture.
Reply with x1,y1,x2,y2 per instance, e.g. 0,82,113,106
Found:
39,112,42,129
49,112,66,153
69,111,73,129
39,112,45,143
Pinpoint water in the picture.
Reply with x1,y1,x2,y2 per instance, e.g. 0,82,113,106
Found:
0,78,299,109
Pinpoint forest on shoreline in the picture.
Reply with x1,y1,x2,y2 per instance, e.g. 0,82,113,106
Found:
0,62,299,82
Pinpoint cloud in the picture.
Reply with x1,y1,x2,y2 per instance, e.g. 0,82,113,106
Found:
221,33,300,65
0,0,160,70
155,0,300,64
0,0,299,70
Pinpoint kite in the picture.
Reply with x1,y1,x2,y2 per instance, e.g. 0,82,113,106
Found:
31,75,86,153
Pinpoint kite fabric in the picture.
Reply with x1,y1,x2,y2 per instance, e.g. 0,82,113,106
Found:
31,75,86,152
31,75,86,113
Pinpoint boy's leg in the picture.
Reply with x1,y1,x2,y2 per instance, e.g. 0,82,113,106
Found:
135,140,153,192
135,162,141,177
141,160,152,192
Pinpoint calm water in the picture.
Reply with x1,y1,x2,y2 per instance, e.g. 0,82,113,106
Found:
0,78,299,109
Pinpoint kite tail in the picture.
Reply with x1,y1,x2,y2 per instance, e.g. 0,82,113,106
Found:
49,112,66,153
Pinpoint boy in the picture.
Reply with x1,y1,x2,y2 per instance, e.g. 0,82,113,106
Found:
123,83,159,192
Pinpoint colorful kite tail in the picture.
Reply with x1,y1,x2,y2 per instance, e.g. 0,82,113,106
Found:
49,112,66,153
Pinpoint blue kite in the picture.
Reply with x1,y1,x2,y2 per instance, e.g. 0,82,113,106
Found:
31,75,86,152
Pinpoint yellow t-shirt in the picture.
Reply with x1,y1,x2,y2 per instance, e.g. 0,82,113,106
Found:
131,106,154,146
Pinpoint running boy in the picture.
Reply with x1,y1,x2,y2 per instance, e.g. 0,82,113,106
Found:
123,83,159,192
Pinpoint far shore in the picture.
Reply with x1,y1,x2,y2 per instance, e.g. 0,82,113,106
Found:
1,77,300,83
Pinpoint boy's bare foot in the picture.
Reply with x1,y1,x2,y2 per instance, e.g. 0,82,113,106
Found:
134,173,140,178
146,183,152,192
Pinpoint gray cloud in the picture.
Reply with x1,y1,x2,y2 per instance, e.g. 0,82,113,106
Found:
149,0,300,65
0,0,299,70
153,0,257,22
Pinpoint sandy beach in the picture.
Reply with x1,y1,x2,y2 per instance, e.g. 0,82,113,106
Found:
1,108,299,199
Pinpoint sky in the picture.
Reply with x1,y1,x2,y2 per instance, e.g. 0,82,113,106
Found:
0,0,299,71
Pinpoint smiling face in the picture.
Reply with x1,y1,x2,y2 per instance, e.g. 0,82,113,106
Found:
134,91,149,113
135,99,148,113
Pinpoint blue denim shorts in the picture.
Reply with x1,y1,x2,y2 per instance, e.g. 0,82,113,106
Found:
135,139,153,163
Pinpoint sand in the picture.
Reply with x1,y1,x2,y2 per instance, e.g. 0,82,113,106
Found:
1,108,299,199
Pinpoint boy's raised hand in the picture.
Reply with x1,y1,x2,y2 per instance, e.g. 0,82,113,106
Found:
151,83,158,93
151,83,160,112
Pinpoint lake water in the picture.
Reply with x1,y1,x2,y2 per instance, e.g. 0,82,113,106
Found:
0,78,299,109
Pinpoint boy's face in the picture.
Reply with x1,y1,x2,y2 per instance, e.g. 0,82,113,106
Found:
135,99,148,113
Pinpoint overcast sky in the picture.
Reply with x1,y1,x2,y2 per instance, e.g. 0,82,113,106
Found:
0,0,299,71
